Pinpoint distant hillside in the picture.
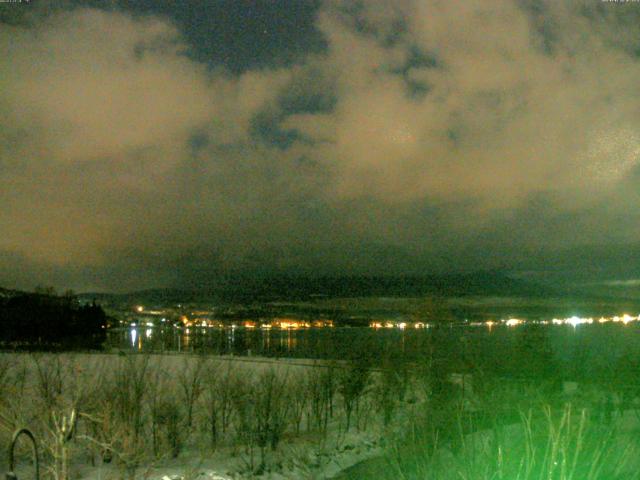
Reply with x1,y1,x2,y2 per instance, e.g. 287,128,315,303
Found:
0,287,107,348
79,271,557,304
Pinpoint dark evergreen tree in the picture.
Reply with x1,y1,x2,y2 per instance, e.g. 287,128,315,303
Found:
0,290,107,349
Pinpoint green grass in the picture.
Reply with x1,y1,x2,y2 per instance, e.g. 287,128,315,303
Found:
382,391,640,480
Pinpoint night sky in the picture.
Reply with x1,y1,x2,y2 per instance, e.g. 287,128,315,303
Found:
1,0,639,292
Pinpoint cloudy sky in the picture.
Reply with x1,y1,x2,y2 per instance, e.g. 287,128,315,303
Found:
1,0,639,292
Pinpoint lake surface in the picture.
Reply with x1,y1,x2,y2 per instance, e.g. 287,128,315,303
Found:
106,322,640,381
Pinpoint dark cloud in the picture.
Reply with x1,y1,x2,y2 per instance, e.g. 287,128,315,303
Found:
1,0,639,292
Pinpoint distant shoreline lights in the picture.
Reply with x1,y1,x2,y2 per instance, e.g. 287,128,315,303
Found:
500,313,639,328
368,314,640,330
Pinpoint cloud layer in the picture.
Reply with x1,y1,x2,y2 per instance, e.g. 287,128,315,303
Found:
1,0,639,291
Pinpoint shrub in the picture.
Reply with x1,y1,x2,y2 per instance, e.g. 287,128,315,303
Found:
177,355,206,430
338,359,371,432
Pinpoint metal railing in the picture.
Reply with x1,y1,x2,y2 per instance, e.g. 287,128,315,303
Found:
6,428,39,480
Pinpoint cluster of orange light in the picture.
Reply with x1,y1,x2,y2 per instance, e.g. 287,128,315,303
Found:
267,318,334,329
370,321,427,329
272,320,311,329
175,317,334,329
180,316,225,328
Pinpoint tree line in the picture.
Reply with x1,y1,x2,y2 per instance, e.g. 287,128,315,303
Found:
0,287,107,348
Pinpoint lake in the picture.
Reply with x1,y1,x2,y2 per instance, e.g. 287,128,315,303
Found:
106,322,640,382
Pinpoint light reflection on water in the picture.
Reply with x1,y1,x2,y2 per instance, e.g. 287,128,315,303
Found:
110,323,640,378
117,326,336,357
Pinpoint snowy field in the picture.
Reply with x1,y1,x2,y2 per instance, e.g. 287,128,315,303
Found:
0,352,408,480
2,352,640,480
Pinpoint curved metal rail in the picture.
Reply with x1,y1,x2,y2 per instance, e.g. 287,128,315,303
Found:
6,428,39,480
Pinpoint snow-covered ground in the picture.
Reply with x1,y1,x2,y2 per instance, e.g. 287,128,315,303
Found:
3,352,640,480
0,352,408,480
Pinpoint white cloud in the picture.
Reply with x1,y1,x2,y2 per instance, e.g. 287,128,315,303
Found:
0,8,289,280
281,0,640,211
